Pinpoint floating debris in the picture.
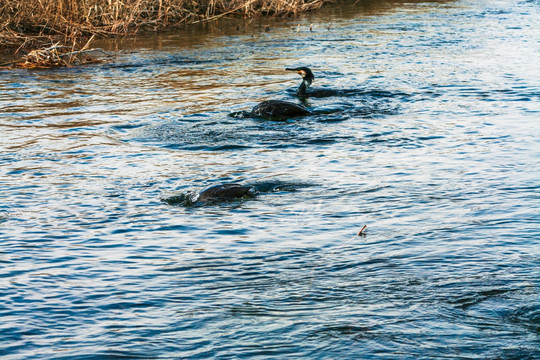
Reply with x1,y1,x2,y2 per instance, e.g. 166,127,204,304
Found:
357,225,367,236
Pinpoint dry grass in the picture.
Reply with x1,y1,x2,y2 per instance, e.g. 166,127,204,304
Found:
0,0,330,52
0,34,115,68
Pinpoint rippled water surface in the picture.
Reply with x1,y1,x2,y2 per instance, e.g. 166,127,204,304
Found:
1,0,539,358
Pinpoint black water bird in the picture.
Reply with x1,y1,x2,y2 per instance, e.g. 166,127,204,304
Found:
285,66,315,97
196,183,257,203
230,98,310,120
161,183,257,207
229,97,310,120
286,66,345,98
249,99,311,119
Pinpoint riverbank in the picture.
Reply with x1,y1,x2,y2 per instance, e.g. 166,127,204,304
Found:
0,0,330,53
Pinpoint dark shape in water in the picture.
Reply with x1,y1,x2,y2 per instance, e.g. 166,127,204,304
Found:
162,180,313,207
161,183,257,206
229,99,310,120
196,183,257,202
250,100,311,119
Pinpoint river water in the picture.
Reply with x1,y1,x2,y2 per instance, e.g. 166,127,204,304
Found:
1,0,539,358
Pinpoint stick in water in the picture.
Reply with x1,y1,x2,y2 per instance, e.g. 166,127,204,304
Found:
357,225,367,236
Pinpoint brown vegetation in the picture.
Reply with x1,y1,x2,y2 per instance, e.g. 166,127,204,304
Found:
0,37,113,68
0,0,330,53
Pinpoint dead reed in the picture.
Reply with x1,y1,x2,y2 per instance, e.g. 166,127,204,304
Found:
0,0,330,52
0,35,113,68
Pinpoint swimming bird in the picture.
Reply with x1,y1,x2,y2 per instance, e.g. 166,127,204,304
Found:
229,68,312,120
249,99,311,119
196,183,257,203
286,67,345,98
229,98,310,120
285,66,315,97
161,183,257,206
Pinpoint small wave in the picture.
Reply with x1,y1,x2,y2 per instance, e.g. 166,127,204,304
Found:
0,211,10,223
251,180,317,193
100,55,215,72
447,288,516,310
508,304,540,333
161,192,197,207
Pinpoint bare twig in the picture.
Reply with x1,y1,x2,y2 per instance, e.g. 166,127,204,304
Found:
1,46,113,68
191,0,258,24
357,225,367,236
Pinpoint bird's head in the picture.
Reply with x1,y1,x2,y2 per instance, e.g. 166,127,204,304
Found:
286,67,314,86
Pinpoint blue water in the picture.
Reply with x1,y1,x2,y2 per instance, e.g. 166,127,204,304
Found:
1,0,539,358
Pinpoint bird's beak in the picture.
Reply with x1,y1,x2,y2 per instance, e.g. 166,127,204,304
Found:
285,67,303,75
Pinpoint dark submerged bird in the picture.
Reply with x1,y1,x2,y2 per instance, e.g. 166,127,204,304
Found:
196,183,257,203
250,100,310,119
229,99,310,120
161,183,257,207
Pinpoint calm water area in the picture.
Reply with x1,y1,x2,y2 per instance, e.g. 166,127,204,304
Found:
1,0,539,358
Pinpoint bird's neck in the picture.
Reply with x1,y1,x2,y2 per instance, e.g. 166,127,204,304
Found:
296,79,311,96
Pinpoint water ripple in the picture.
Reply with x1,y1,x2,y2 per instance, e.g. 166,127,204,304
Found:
1,0,540,358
